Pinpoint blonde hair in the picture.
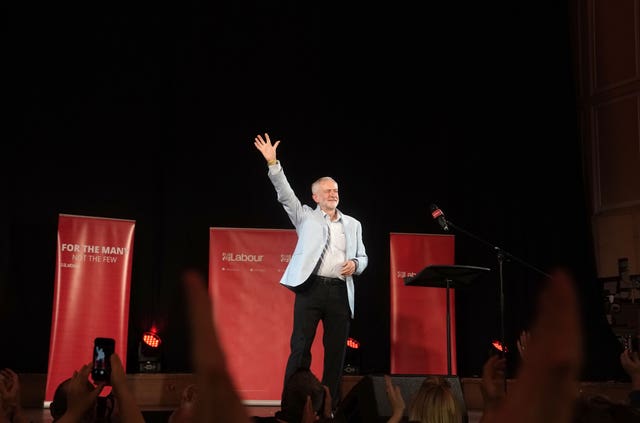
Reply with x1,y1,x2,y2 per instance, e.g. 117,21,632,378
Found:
311,177,337,194
408,377,462,423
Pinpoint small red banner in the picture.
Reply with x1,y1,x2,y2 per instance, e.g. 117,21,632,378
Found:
390,233,455,374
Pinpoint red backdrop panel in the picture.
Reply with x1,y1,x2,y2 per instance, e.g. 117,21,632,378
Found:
209,228,324,404
45,214,135,405
390,233,455,374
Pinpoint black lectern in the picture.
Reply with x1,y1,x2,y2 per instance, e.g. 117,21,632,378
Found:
405,264,490,375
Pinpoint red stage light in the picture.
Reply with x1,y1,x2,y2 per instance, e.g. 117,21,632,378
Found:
491,340,508,352
139,329,163,373
143,331,161,348
347,337,360,349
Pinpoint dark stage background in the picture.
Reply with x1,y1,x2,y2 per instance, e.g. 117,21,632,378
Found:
4,4,626,381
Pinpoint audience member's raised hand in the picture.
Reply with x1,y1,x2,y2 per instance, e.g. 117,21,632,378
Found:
479,268,582,423
0,368,27,423
0,369,20,416
621,349,640,390
109,353,145,423
480,354,507,414
516,330,531,362
301,395,317,423
56,364,104,423
169,384,198,423
182,269,251,423
384,374,405,423
320,385,333,420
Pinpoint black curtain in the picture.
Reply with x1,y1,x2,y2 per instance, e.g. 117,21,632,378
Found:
4,3,624,380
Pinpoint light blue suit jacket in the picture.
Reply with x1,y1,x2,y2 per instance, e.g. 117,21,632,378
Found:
268,162,368,318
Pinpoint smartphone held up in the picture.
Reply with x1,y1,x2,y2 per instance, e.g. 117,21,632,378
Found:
92,337,115,383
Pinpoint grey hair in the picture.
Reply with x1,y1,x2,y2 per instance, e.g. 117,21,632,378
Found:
311,177,337,194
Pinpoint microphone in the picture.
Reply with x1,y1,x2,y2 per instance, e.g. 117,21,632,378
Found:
430,204,449,232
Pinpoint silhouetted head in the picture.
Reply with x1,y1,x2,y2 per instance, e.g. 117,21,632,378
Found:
50,378,116,423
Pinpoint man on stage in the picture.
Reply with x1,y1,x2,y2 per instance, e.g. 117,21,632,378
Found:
253,132,368,406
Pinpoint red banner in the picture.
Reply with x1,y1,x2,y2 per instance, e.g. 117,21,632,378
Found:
209,228,324,404
390,233,455,374
45,214,135,405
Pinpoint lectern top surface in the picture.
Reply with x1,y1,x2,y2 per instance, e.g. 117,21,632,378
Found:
404,264,491,288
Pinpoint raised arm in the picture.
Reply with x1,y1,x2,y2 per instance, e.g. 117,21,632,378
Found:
384,375,405,423
254,133,307,226
109,353,145,423
516,330,531,362
183,269,251,423
478,355,506,423
55,364,104,423
0,369,27,423
480,268,582,423
254,133,280,165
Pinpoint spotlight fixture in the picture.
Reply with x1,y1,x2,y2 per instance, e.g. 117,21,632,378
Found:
491,339,508,353
343,337,361,375
143,331,162,348
138,329,162,373
346,337,360,349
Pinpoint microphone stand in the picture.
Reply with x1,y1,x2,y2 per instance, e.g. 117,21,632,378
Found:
442,217,549,393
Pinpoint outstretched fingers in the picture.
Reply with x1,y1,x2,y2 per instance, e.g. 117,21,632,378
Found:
253,133,280,163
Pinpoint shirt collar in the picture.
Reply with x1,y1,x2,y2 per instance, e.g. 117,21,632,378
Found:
320,208,342,222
